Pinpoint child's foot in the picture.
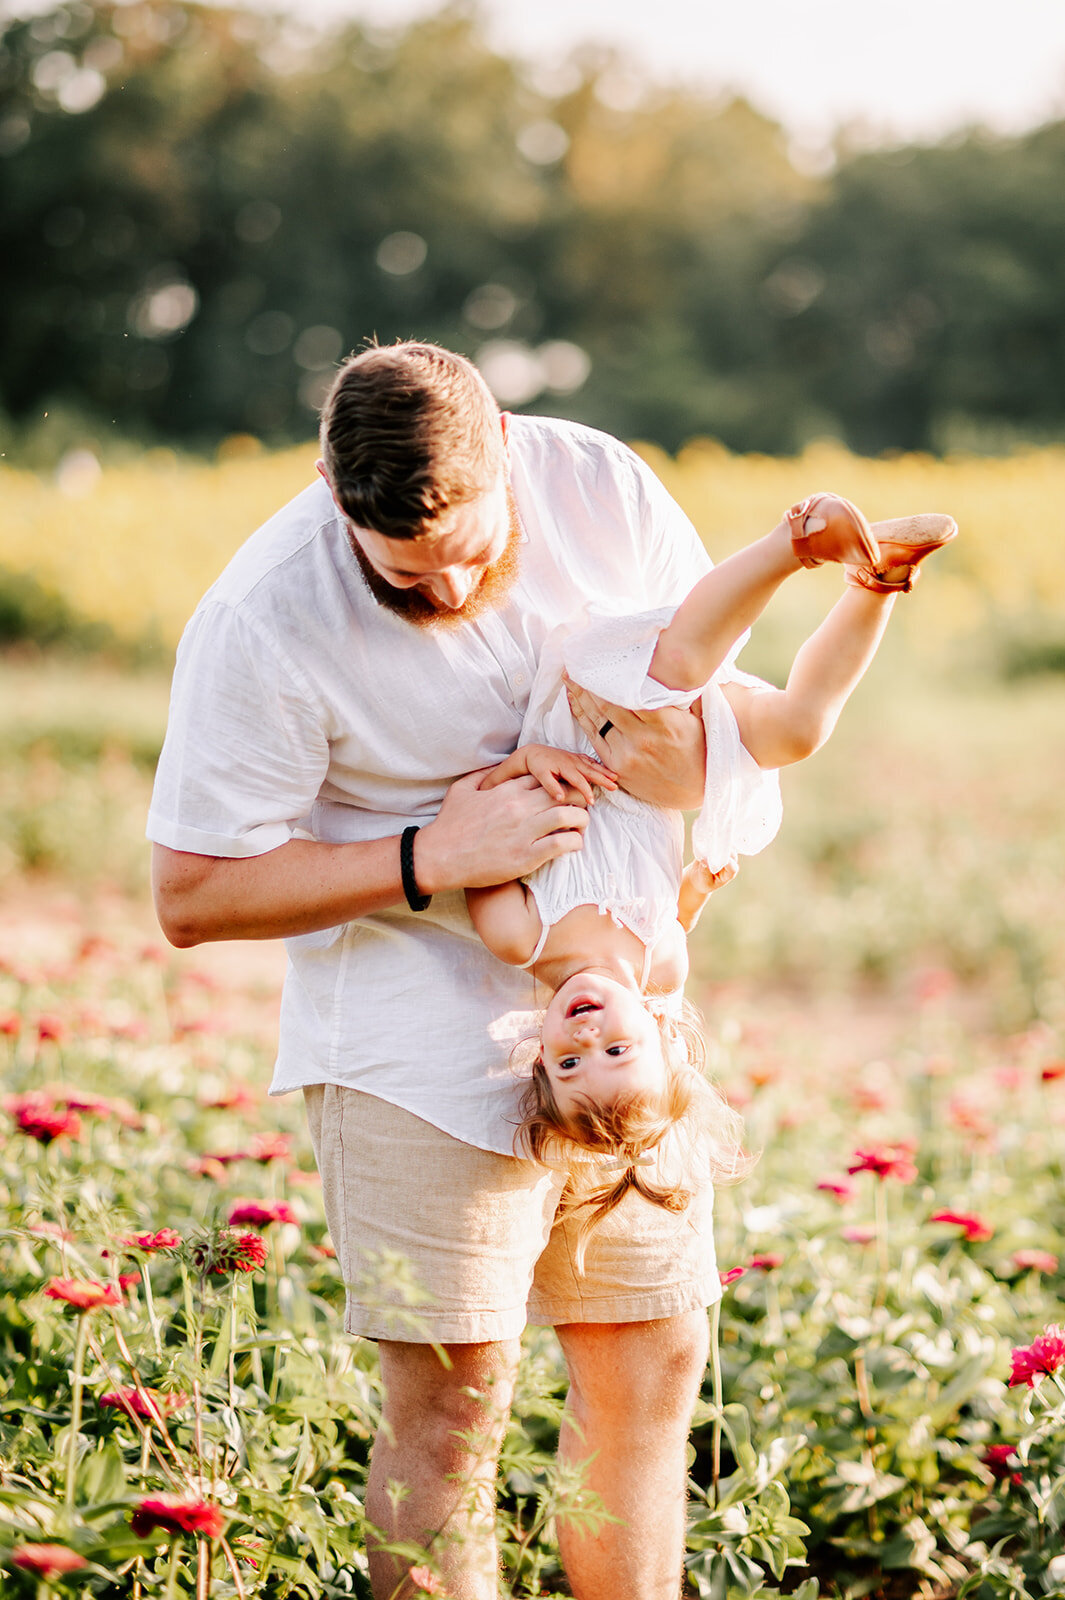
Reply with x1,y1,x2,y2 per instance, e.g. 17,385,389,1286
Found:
786,492,880,570
845,513,958,593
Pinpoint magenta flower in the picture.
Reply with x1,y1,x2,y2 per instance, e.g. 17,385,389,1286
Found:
12,1544,88,1578
817,1175,855,1203
1011,1249,1058,1275
718,1266,745,1287
44,1277,122,1311
1008,1324,1065,1388
228,1199,297,1228
131,1495,225,1539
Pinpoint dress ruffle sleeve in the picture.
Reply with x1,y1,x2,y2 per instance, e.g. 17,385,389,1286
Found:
562,606,783,874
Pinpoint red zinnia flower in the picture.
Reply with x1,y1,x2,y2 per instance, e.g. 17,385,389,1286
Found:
36,1015,66,1043
199,1082,259,1112
981,1444,1022,1484
228,1199,297,1229
748,1253,784,1271
45,1277,122,1311
121,1228,183,1253
1040,1059,1065,1082
12,1543,88,1578
188,1228,268,1275
930,1210,994,1242
1008,1324,1065,1388
719,1266,745,1287
847,1142,918,1183
817,1175,855,1203
131,1495,225,1539
100,1386,188,1419
1011,1249,1058,1275
6,1092,82,1144
0,1011,22,1037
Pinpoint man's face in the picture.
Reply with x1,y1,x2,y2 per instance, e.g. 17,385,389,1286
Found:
323,467,522,628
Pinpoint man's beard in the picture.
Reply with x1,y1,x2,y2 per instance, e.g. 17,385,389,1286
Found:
349,490,523,630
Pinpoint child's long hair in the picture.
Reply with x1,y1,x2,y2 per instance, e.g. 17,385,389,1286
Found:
516,1005,752,1270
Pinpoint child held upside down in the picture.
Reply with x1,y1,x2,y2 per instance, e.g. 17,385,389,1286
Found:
466,494,957,1248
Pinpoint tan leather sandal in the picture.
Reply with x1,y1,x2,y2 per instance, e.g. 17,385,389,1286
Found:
786,492,881,570
845,513,958,593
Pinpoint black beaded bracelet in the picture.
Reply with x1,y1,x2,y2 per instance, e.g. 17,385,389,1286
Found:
400,825,432,912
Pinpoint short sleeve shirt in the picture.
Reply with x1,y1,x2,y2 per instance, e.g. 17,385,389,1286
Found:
148,416,711,1154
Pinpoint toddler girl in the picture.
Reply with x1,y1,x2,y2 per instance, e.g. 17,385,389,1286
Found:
466,494,957,1246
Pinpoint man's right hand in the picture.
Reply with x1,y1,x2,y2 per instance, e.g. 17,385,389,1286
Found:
414,767,591,893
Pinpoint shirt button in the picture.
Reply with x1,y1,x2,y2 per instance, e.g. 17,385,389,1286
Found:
514,672,526,686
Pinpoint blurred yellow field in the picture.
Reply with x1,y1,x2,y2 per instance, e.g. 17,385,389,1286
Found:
3,438,1063,654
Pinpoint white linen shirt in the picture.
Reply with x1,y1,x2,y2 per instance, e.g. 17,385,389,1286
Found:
148,416,710,1154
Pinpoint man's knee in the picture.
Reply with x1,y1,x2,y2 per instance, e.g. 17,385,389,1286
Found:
557,1312,709,1433
376,1339,520,1468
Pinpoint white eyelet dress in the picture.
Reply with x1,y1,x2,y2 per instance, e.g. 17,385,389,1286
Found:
517,604,784,972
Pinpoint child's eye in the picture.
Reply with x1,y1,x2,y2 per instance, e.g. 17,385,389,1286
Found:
558,1057,579,1071
606,1044,629,1057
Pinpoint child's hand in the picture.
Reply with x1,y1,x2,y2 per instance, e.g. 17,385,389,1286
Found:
478,744,616,802
521,744,617,803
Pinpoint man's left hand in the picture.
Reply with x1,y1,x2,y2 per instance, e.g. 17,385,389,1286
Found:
565,675,706,810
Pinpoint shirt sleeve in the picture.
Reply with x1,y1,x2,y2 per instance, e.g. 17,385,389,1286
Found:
625,444,712,603
147,601,330,858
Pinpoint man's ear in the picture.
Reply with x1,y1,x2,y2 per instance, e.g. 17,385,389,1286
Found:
315,458,331,486
500,410,511,443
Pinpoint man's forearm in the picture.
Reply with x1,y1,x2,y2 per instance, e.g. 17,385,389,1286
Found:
152,836,412,947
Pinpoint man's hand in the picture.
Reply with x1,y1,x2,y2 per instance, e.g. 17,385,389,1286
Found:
478,743,616,803
415,767,592,893
564,676,707,810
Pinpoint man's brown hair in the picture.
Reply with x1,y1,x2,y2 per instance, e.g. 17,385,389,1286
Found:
319,341,504,539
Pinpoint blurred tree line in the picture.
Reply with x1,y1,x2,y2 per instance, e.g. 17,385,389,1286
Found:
2,0,1065,458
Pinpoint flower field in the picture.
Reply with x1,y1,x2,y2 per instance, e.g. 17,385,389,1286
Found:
1,437,1064,1596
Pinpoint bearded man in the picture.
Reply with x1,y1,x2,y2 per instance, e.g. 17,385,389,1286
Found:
150,341,719,1600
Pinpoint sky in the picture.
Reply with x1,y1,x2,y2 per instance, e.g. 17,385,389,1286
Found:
264,0,1065,152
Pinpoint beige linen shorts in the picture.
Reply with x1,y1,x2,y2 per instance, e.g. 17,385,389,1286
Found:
304,1084,721,1343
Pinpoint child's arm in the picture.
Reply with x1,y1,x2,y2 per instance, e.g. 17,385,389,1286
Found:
478,744,616,803
466,880,544,967
677,855,738,934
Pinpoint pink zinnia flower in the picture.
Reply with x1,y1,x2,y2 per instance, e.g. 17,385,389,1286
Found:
0,1011,22,1037
817,1175,855,1203
930,1210,994,1242
121,1228,183,1253
199,1082,259,1112
847,1142,918,1183
242,1132,292,1164
1011,1249,1058,1275
131,1495,225,1539
100,1386,188,1419
36,1015,66,1043
748,1253,784,1271
189,1228,268,1275
45,1277,122,1311
410,1565,442,1593
841,1225,876,1245
1008,1324,1065,1388
718,1266,745,1287
228,1199,297,1228
12,1543,89,1578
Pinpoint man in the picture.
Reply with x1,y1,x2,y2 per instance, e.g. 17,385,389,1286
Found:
150,342,719,1600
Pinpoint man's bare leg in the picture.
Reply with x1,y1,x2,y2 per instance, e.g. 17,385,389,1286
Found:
368,1338,520,1600
554,1312,709,1600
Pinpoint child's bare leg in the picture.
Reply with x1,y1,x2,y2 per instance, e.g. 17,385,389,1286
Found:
650,520,801,691
651,495,876,692
725,587,896,769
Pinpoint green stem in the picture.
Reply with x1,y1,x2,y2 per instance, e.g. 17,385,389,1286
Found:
65,1312,90,1507
709,1299,723,1509
142,1263,163,1359
873,1180,889,1306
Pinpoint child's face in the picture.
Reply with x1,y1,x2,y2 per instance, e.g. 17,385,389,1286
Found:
540,973,666,1116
